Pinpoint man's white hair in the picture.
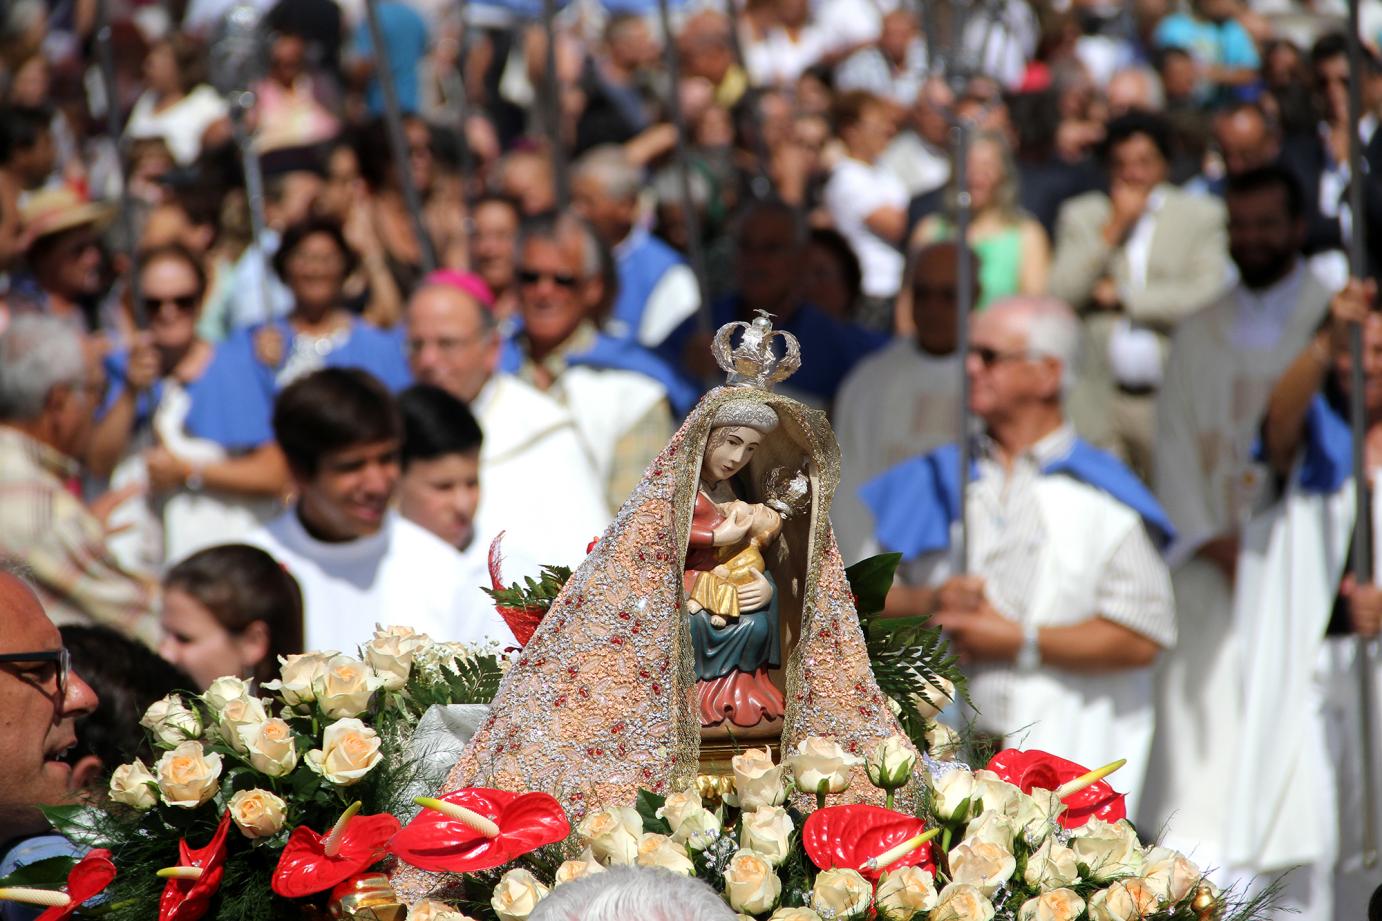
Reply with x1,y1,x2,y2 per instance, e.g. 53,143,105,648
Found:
0,315,86,422
528,867,736,921
573,144,644,204
987,295,1082,394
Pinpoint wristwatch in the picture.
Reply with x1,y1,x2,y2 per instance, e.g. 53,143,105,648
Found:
184,465,205,493
1016,623,1041,671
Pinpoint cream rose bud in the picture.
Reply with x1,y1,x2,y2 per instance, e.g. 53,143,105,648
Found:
909,675,956,719
228,788,288,838
553,849,606,886
656,788,703,832
202,676,253,712
768,910,823,921
490,868,549,921
1088,879,1160,921
1018,888,1087,921
949,839,1018,897
576,806,643,865
263,651,336,707
216,696,268,753
140,694,202,747
923,720,962,761
1071,819,1143,882
365,624,430,691
409,899,479,921
788,736,864,795
964,810,1018,851
313,655,382,719
1024,837,1080,890
874,866,939,920
305,718,383,785
636,833,695,876
865,735,917,791
929,768,977,822
108,759,157,810
811,868,872,919
671,807,722,851
740,805,793,865
239,717,299,777
724,850,782,915
155,741,222,808
731,747,788,810
933,883,997,921
1141,847,1201,903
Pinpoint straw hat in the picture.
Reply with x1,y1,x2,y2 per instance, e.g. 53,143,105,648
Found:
20,186,113,247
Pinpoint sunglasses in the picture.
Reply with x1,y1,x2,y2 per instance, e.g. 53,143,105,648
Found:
969,346,1038,367
141,293,199,314
0,647,71,698
517,268,579,289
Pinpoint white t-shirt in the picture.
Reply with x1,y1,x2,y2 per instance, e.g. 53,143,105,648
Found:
824,157,907,299
247,509,516,655
126,85,229,166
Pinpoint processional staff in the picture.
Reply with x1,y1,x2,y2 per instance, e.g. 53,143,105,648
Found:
95,0,144,329
539,0,571,211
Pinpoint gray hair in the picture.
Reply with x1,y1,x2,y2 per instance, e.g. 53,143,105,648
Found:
573,145,643,204
1108,65,1166,113
0,315,86,422
652,164,710,210
987,295,1081,395
529,867,736,921
518,212,605,281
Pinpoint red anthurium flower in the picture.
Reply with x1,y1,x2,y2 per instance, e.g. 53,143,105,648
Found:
389,788,570,873
158,811,231,921
271,803,401,899
985,749,1127,829
802,804,937,882
34,849,117,921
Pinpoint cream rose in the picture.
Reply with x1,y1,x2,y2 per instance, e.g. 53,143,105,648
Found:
216,696,268,753
963,810,1017,851
768,910,823,921
1012,789,1064,845
788,736,863,795
365,624,430,691
932,883,996,921
108,759,157,810
263,651,336,707
305,718,382,785
140,694,202,747
874,866,939,920
731,747,788,810
239,717,299,777
1024,837,1080,890
865,735,917,791
313,655,382,719
1018,888,1086,921
724,849,781,915
971,770,1022,817
203,676,253,712
924,720,962,761
228,788,287,838
553,849,606,886
1088,879,1160,921
155,741,222,808
949,839,1017,897
490,868,549,921
671,807,722,851
636,833,694,875
1071,819,1143,882
740,805,793,865
811,868,871,918
409,899,478,921
930,768,976,822
1141,847,1200,903
910,675,956,719
577,806,643,865
656,788,703,832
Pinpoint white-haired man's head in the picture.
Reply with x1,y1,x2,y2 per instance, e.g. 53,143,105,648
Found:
0,314,96,459
529,867,736,921
967,295,1080,425
572,144,643,246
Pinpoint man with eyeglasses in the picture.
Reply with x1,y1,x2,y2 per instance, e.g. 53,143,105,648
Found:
859,295,1175,816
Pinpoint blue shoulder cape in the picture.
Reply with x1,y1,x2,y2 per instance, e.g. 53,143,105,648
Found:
1284,393,1354,495
858,440,1177,561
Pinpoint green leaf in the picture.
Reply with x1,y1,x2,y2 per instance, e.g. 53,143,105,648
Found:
845,553,902,616
636,789,671,835
0,856,76,889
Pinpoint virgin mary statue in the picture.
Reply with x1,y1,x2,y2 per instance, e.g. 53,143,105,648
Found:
394,314,910,900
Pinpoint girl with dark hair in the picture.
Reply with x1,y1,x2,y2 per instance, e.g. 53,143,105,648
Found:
158,543,304,689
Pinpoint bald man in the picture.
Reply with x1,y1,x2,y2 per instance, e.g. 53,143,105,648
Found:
405,277,610,572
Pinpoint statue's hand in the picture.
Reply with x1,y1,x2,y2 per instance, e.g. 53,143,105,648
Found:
712,507,752,545
736,570,773,610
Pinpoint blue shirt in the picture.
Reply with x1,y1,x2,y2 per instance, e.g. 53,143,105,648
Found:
1155,13,1260,103
353,1,428,115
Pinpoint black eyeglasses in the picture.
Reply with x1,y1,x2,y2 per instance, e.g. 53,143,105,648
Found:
517,267,579,289
0,648,71,698
141,294,199,314
969,346,1037,367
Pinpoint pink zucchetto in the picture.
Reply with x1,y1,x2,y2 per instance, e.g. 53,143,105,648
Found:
423,269,496,310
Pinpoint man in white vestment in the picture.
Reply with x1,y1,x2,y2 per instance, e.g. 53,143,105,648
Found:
832,242,977,564
405,273,611,570
860,296,1177,814
246,368,516,654
1140,166,1333,879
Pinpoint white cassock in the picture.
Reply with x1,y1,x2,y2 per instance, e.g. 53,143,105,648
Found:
1142,265,1331,872
470,374,612,574
832,339,962,565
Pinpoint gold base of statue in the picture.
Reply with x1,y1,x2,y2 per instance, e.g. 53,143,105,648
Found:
697,735,781,805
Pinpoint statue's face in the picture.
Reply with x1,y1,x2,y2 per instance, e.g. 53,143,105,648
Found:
702,426,765,484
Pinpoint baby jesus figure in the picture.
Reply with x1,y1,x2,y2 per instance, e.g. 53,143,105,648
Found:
687,501,784,627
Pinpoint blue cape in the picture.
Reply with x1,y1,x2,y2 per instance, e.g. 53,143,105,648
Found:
859,440,1177,561
1289,394,1354,495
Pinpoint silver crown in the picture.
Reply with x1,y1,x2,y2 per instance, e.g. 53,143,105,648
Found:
711,311,802,390
763,465,811,519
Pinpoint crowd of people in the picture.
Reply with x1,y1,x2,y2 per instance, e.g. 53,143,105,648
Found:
0,0,1381,917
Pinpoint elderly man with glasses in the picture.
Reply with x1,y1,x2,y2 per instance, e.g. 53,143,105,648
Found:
859,295,1176,816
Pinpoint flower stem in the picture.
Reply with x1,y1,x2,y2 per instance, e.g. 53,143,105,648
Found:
816,779,828,811
885,791,895,810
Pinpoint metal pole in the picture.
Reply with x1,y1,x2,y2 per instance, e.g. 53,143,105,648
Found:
719,0,771,197
1345,0,1379,869
952,117,972,572
230,107,275,326
363,0,438,273
442,69,478,215
655,0,713,334
95,0,144,329
540,0,570,211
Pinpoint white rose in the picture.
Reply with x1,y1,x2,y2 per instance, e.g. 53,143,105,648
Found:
932,883,997,921
553,849,606,886
731,747,788,810
656,788,703,832
577,806,643,865
154,741,222,808
963,811,1017,851
874,866,939,920
490,868,549,921
636,833,694,875
108,759,157,810
1018,888,1086,921
216,696,268,753
409,899,478,921
365,624,430,691
1012,789,1064,845
313,655,382,719
909,675,955,719
228,788,287,838
1024,837,1080,890
263,651,336,707
949,839,1017,897
769,910,823,921
1088,879,1160,921
671,807,722,851
1071,819,1143,882
930,768,976,823
202,676,253,712
1141,847,1200,903
740,805,793,865
924,720,962,761
305,718,383,785
239,717,299,777
724,849,782,915
140,694,202,747
788,736,863,795
810,868,871,919
971,771,1021,817
865,734,917,791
